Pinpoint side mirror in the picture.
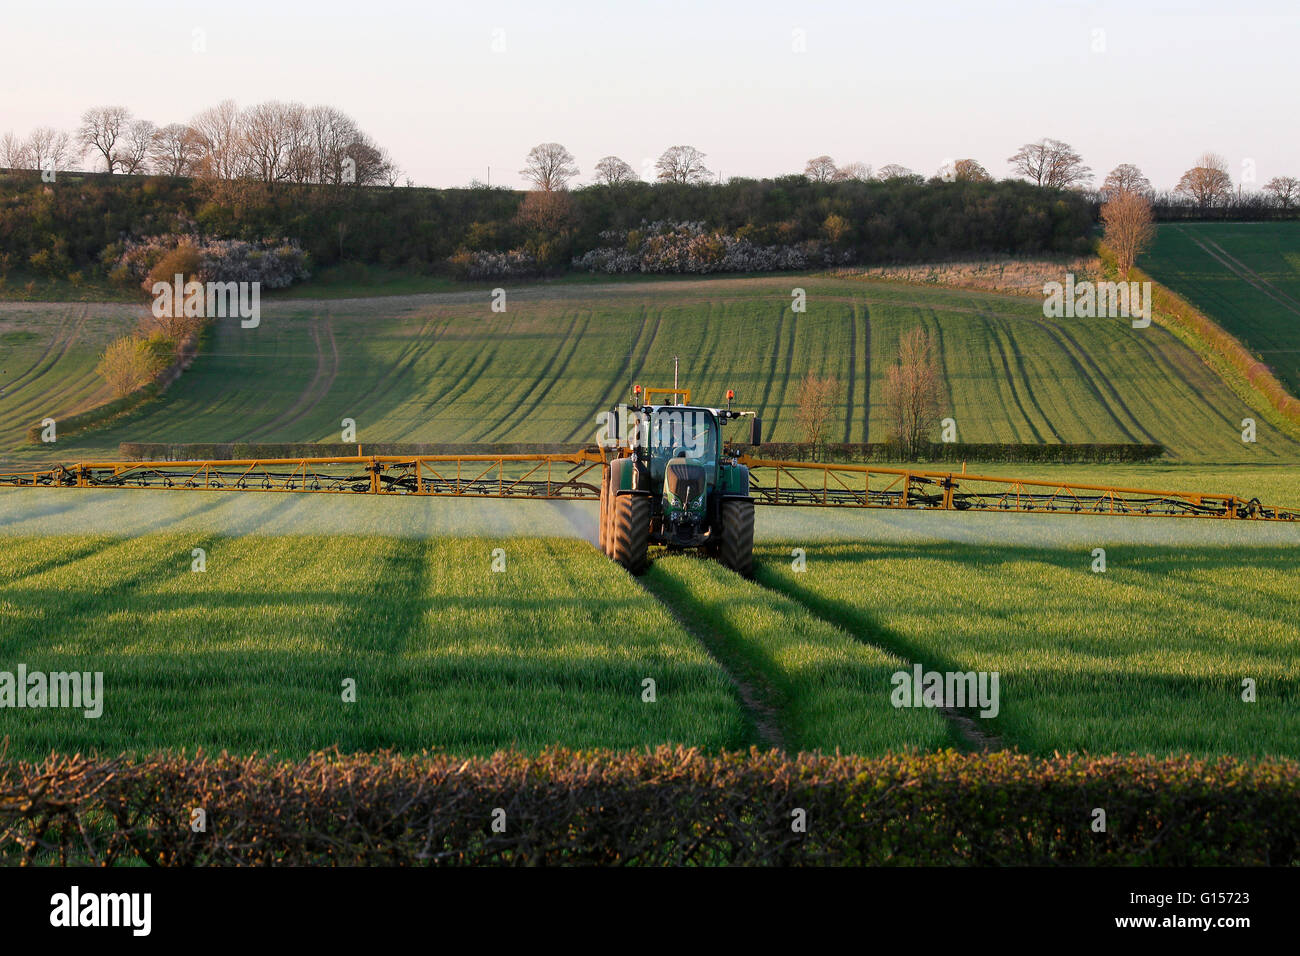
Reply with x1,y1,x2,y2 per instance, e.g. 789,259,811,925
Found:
749,417,762,446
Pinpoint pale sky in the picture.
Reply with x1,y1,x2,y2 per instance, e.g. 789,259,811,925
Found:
4,0,1297,190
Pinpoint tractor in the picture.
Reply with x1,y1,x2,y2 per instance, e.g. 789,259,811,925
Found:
597,386,762,576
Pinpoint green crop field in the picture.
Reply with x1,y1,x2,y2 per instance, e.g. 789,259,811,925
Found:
645,554,952,753
4,275,1297,468
0,534,754,760
1142,222,1300,396
0,302,138,451
1,481,1294,761
2,274,1297,766
755,538,1300,758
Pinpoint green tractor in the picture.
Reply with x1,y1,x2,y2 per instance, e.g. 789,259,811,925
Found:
597,386,762,576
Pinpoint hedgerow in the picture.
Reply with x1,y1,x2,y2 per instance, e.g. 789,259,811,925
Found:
753,441,1166,464
1,747,1295,866
112,441,1165,464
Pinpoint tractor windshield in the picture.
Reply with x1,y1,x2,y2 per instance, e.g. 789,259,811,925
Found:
647,407,719,478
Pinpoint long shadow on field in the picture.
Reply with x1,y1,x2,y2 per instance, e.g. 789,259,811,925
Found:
755,539,1300,753
0,537,117,586
750,561,1000,749
639,563,784,752
0,533,226,655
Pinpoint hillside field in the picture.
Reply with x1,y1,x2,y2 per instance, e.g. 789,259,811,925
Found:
1142,222,1300,396
2,276,1297,468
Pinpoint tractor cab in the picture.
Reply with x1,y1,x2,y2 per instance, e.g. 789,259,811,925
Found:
644,405,721,544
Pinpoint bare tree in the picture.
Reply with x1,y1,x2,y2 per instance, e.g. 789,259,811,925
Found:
655,145,712,184
342,138,393,186
149,123,204,176
1101,190,1156,278
593,155,637,186
520,142,578,191
1,130,30,169
1263,176,1300,209
383,152,403,187
884,328,945,459
1175,153,1233,207
242,101,304,182
190,100,246,180
304,105,357,184
831,161,872,182
1007,138,1092,188
118,120,157,174
26,128,73,173
804,155,837,182
1101,163,1152,199
78,106,132,172
876,163,916,181
795,372,840,457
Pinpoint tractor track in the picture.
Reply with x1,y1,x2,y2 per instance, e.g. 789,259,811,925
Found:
928,314,957,433
861,306,873,442
843,305,857,444
1037,318,1151,444
748,566,1003,753
2,310,70,395
636,569,787,752
420,323,513,433
634,547,999,754
478,312,587,442
987,316,1053,442
756,305,786,434
242,314,340,441
4,306,91,398
1180,226,1300,318
337,311,449,433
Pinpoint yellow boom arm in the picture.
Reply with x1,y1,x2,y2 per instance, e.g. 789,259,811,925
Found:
0,452,1295,521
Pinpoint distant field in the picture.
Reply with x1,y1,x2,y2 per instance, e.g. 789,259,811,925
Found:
0,535,748,760
1142,222,1300,396
4,276,1297,466
756,539,1300,759
0,302,138,450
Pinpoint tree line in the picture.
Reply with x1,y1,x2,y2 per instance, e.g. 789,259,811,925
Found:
2,101,399,186
522,138,1299,214
8,107,1294,211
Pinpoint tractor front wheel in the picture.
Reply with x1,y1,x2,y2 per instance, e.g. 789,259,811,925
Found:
718,499,755,577
611,495,651,574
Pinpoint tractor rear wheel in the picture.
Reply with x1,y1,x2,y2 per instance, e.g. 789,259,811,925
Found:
718,499,755,577
611,494,651,574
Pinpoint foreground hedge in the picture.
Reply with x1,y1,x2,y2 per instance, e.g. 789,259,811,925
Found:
1,748,1295,866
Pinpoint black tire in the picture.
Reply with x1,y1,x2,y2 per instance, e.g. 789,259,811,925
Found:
718,499,755,577
611,494,651,574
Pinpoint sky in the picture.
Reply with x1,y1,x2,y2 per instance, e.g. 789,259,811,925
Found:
3,0,1297,190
